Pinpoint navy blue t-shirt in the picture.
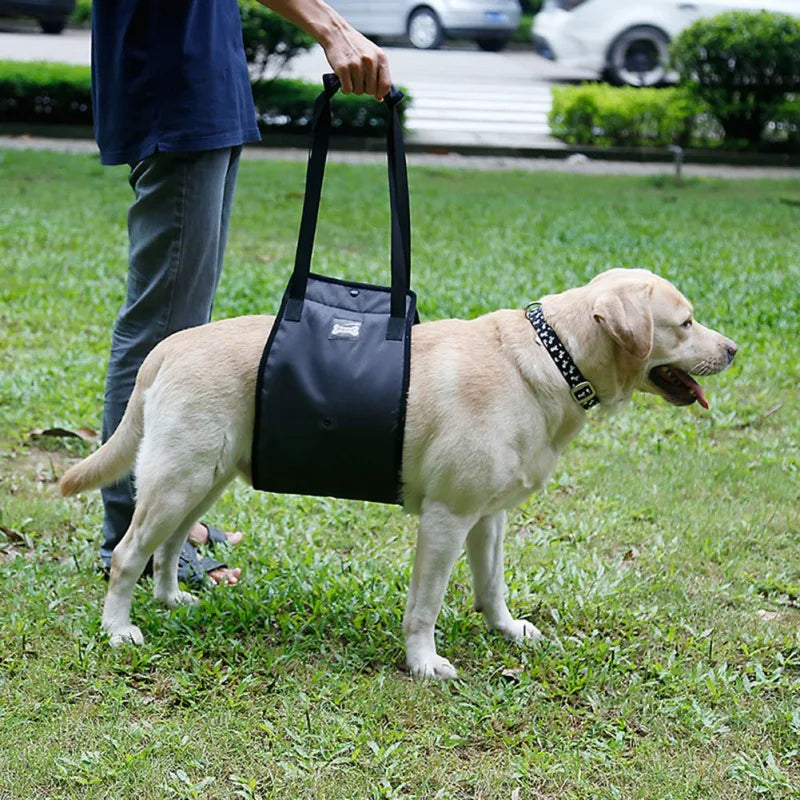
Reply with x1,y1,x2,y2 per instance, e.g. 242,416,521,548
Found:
91,0,261,166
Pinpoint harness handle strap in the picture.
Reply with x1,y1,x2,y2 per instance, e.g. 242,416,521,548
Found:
285,75,411,339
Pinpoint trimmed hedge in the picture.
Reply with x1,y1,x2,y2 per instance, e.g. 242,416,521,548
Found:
548,84,710,148
0,61,406,137
0,61,92,125
549,82,799,150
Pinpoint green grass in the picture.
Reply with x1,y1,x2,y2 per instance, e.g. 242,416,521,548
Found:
1,148,799,799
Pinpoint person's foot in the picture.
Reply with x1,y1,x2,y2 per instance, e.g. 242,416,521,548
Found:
188,523,243,586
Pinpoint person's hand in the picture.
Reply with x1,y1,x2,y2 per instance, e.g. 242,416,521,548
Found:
260,0,392,100
320,23,392,101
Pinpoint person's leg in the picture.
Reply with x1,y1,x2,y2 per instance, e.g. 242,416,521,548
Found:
100,146,243,571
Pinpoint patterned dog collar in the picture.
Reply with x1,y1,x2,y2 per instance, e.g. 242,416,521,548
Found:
525,302,599,411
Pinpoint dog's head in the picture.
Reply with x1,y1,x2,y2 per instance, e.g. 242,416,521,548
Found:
589,268,738,408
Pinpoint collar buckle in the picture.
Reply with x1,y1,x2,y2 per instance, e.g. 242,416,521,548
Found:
571,381,597,409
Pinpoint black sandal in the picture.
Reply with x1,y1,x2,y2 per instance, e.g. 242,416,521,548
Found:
177,524,232,588
100,523,232,588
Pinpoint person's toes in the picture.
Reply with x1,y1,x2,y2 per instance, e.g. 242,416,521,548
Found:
188,523,243,547
208,566,241,586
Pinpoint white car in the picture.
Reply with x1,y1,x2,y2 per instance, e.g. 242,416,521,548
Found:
328,0,522,51
533,0,800,86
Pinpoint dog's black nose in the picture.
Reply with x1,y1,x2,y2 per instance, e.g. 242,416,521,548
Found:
725,340,738,361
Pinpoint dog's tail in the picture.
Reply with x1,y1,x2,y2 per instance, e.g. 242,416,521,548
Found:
59,348,165,497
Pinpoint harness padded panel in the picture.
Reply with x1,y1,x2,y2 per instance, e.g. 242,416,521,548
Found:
252,273,415,504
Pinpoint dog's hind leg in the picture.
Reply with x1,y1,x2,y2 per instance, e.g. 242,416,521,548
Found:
466,512,541,642
403,502,477,680
102,461,225,646
151,473,235,608
102,504,186,647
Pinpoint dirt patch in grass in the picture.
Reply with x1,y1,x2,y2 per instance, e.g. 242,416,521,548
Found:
0,437,95,490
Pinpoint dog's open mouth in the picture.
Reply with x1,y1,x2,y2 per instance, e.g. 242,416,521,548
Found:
648,365,709,409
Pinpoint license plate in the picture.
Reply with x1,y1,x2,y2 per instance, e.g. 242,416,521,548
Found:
484,11,509,24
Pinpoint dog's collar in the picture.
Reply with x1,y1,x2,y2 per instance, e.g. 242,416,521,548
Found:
525,302,600,411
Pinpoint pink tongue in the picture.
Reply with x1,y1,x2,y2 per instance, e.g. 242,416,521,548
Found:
678,371,708,409
695,386,709,410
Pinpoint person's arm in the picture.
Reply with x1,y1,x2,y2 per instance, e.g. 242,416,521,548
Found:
259,0,392,100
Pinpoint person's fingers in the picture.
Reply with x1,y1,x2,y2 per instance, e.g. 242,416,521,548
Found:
334,64,353,94
361,59,377,98
349,61,366,95
375,58,392,101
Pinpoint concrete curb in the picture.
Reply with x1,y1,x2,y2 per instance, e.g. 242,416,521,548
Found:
3,131,800,179
2,122,799,169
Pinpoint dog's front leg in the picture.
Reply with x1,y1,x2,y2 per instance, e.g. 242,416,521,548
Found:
466,512,541,642
404,501,476,680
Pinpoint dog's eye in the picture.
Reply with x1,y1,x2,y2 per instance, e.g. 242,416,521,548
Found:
681,318,693,329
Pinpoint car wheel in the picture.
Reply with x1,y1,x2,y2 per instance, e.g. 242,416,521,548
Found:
39,17,66,34
476,36,509,53
607,26,669,87
407,7,444,50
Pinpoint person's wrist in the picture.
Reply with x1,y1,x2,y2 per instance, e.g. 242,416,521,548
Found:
314,9,347,50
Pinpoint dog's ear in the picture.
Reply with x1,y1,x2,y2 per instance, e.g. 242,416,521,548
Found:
592,284,654,361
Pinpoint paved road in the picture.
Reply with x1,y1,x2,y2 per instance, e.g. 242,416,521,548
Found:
0,21,90,64
0,24,594,148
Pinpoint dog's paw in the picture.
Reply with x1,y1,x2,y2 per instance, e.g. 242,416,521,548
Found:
407,653,458,680
499,619,542,642
108,624,144,647
164,590,198,609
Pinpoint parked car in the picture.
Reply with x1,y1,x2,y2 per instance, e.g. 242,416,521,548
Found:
532,0,800,86
327,0,522,51
0,0,75,33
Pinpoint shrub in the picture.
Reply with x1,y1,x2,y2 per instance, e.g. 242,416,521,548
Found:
512,14,534,44
70,0,91,25
548,84,707,148
239,0,314,81
671,10,800,147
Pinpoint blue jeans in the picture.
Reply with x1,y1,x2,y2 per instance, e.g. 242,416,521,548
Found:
100,146,242,564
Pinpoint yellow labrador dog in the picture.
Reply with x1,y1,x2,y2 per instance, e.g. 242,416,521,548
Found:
60,268,737,679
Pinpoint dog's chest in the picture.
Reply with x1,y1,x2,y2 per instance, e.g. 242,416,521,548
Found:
469,438,562,516
488,409,585,511
511,446,560,503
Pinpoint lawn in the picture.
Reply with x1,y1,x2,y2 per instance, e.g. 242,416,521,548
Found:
1,148,799,799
